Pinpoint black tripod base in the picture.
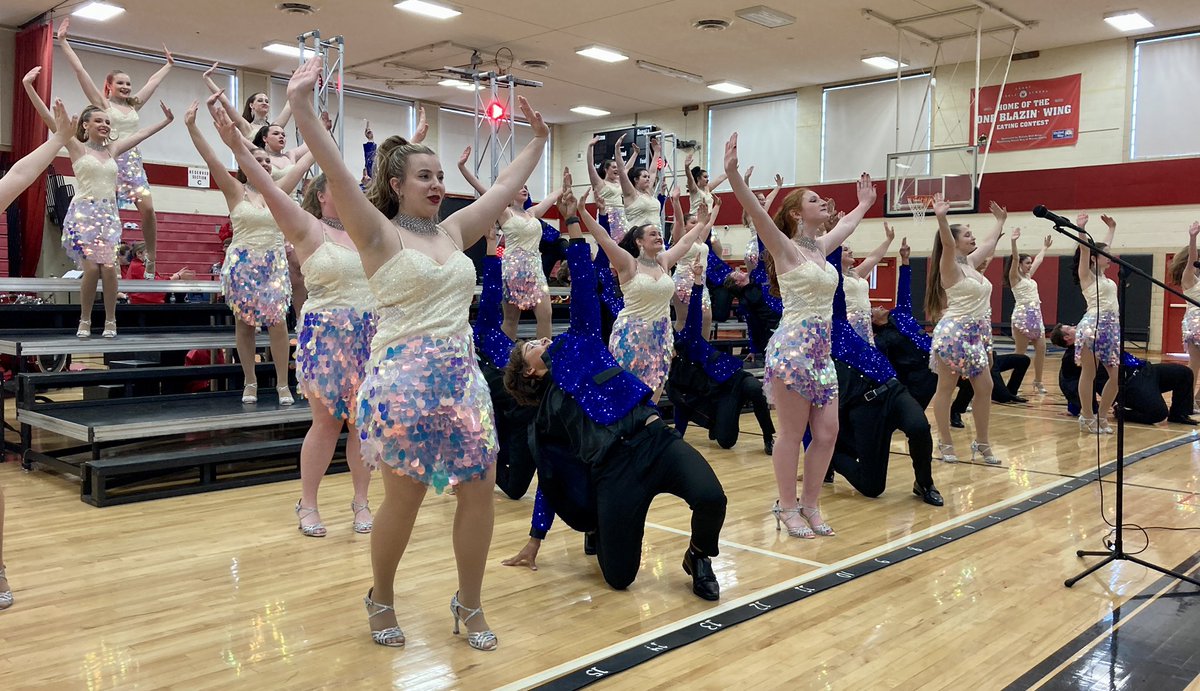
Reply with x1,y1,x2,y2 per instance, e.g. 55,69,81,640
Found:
1064,549,1200,588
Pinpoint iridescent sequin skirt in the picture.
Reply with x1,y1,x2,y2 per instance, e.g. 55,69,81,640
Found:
931,316,992,378
1011,303,1045,340
848,310,875,346
357,332,497,493
221,244,292,327
607,208,627,243
1075,310,1119,367
297,308,376,422
673,271,711,311
764,318,838,407
1183,307,1200,348
62,197,121,268
501,247,549,310
115,148,151,205
609,314,673,392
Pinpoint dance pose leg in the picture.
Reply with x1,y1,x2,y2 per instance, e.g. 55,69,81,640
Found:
367,470,428,638
450,466,498,639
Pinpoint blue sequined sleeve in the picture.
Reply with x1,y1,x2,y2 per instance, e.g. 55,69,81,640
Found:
473,256,513,366
567,239,601,339
591,227,625,315
706,243,732,285
890,264,933,354
363,141,377,178
1121,352,1144,370
679,283,712,361
830,247,897,383
530,488,554,540
896,264,913,313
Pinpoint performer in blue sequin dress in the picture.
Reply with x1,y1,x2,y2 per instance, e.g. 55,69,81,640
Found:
1072,212,1121,434
925,196,1008,465
724,132,876,541
289,59,551,651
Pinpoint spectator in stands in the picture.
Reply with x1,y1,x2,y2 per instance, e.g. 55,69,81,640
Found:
289,56,548,651
0,95,80,616
122,241,195,304
186,99,307,406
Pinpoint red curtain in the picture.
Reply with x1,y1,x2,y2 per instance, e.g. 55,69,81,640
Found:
11,20,54,277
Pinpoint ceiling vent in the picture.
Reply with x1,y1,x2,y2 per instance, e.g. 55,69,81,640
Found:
521,59,551,70
735,5,795,29
693,19,730,31
277,3,316,15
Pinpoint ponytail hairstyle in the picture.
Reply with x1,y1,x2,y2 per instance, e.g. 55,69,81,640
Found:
103,71,142,107
763,188,812,298
252,124,280,151
618,224,653,258
301,173,328,219
75,105,106,142
1071,242,1108,287
599,159,617,178
1002,253,1032,288
924,223,967,321
365,135,437,218
242,93,266,124
628,165,648,186
1169,247,1194,285
690,166,705,186
235,146,269,184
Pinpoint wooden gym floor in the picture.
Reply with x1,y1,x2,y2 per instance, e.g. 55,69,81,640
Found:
2,359,1200,690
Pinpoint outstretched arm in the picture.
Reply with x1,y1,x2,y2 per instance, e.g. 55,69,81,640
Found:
133,45,174,105
577,189,636,277
0,100,75,209
456,146,490,196
613,134,637,204
934,194,960,289
22,68,55,130
684,153,697,193
1008,229,1023,288
202,63,253,137
410,106,427,143
646,136,662,191
527,187,565,219
817,173,877,254
276,150,314,193
763,173,784,212
1029,234,1051,276
723,133,795,266
969,201,1007,268
1099,214,1117,248
894,237,913,313
442,96,549,250
585,136,606,194
1185,223,1200,291
661,198,718,268
185,101,243,208
1076,213,1093,287
57,19,106,108
111,101,173,157
854,222,895,277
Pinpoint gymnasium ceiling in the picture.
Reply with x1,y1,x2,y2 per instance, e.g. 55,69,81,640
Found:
2,0,1195,123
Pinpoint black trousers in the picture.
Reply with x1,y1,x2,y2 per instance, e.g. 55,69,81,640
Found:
832,381,934,496
951,353,1029,414
590,421,727,590
674,370,775,448
1121,363,1193,424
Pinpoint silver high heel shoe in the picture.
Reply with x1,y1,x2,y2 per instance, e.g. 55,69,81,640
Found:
242,383,258,404
102,319,117,339
295,501,326,537
0,567,12,610
937,442,959,463
76,319,91,339
364,589,405,647
771,500,814,539
450,592,498,651
1033,381,1048,395
277,385,295,406
351,500,373,534
798,505,835,537
971,440,1002,465
1079,416,1099,434
1097,417,1114,434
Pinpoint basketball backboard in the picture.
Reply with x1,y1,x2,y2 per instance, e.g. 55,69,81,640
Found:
884,144,978,217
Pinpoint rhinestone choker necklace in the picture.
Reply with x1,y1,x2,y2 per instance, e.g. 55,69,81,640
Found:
85,140,108,152
795,235,819,252
321,217,344,231
637,254,659,268
955,255,969,265
392,213,439,236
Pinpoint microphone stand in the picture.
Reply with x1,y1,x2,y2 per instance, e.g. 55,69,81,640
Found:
1049,222,1200,588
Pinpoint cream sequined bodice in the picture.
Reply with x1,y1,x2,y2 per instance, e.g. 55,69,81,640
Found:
689,188,714,213
228,199,284,251
1012,276,1040,307
624,192,660,229
843,272,871,315
777,260,839,325
1083,275,1118,315
1185,280,1200,305
105,106,139,140
943,274,993,320
680,241,709,272
619,269,674,321
598,182,624,212
270,164,293,181
72,154,118,200
368,236,476,347
300,234,375,315
500,213,542,254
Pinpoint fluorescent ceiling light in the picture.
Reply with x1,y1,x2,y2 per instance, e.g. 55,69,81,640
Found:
456,83,481,91
707,81,751,95
862,55,908,70
72,2,125,21
439,78,465,87
576,45,628,63
1104,10,1153,31
570,106,611,117
394,0,461,19
263,42,303,58
637,60,704,84
735,5,796,29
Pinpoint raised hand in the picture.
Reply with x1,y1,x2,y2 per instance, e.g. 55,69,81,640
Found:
184,100,199,127
320,110,333,131
589,135,602,147
1043,234,1052,248
856,173,877,206
213,107,243,146
989,200,1007,222
883,222,895,242
287,55,321,101
1011,227,1022,241
1190,222,1200,239
203,61,219,79
56,17,69,42
669,184,681,201
22,66,41,86
723,132,739,174
932,192,951,218
458,146,471,167
562,167,573,191
1101,214,1116,231
364,120,373,141
614,133,626,149
899,236,911,261
691,254,704,284
163,44,175,65
685,152,694,167
159,101,174,122
51,99,77,143
1076,212,1089,228
412,106,428,142
774,173,784,187
516,96,548,138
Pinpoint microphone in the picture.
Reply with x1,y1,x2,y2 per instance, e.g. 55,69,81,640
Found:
1032,205,1084,232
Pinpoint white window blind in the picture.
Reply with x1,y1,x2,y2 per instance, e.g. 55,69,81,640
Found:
821,75,932,182
437,108,550,200
1131,32,1200,159
707,95,797,192
52,43,236,167
269,79,413,179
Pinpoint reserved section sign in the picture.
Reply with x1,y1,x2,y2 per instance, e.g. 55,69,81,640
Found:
972,74,1081,152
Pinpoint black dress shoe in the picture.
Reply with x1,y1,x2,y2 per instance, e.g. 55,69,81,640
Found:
682,549,720,601
1010,395,1028,404
1168,415,1199,425
583,531,597,556
913,482,944,507
950,413,965,428
763,434,774,455
824,468,834,484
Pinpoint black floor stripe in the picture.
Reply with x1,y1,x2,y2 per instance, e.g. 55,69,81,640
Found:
1007,552,1200,691
533,434,1199,690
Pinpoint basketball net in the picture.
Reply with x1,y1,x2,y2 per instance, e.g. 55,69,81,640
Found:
907,195,933,222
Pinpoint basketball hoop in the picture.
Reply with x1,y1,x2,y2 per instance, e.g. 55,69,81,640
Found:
907,195,934,222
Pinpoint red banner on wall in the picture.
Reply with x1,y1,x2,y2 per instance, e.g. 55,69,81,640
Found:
972,74,1081,152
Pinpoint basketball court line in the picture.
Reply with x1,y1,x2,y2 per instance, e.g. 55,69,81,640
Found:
642,521,830,568
500,432,1196,690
